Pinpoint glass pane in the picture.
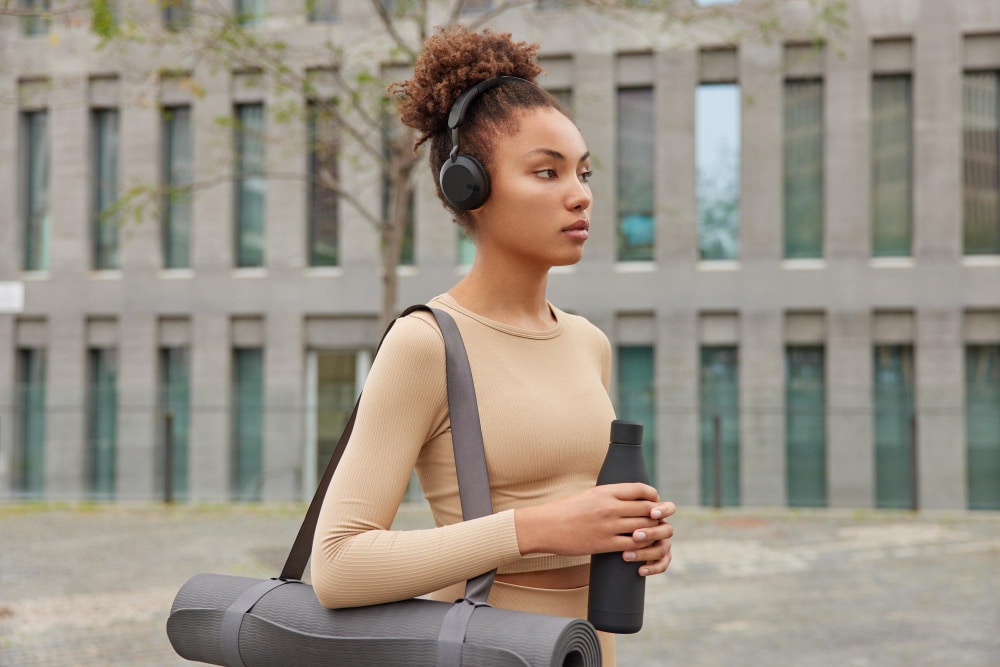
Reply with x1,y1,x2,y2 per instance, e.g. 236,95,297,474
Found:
315,351,357,484
547,88,573,117
16,349,46,497
784,80,824,259
873,345,915,508
21,0,51,35
457,229,476,266
966,346,1000,509
617,346,656,486
697,84,741,260
962,72,1000,255
162,106,193,269
382,114,415,266
160,347,191,501
786,346,826,507
89,348,118,500
617,88,654,261
22,110,50,271
307,0,337,21
236,104,266,267
872,76,913,257
699,346,740,506
233,348,264,501
235,0,264,25
92,109,120,270
163,0,193,31
309,103,339,267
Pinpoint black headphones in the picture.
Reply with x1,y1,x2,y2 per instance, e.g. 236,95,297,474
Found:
439,76,530,211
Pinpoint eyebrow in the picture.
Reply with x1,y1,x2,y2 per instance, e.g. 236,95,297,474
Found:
524,148,591,164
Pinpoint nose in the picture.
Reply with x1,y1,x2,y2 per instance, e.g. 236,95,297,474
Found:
566,176,592,212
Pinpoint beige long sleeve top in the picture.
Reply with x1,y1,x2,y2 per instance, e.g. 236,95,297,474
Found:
311,293,616,609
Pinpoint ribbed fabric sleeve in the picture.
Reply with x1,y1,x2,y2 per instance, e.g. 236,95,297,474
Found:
311,295,616,609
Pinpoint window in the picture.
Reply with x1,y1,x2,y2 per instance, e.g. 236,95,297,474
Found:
163,0,193,31
617,88,654,262
457,228,476,266
162,106,192,269
963,71,1000,255
314,350,361,484
966,345,1000,510
21,110,50,272
160,347,191,501
697,83,741,260
308,103,339,267
307,0,337,21
460,0,492,12
873,345,915,508
547,88,573,116
235,103,266,268
88,348,118,500
232,348,264,501
92,108,120,270
786,346,826,507
700,346,739,506
382,115,414,266
235,0,264,26
15,349,46,498
784,80,824,259
871,75,913,257
20,0,51,36
617,346,656,485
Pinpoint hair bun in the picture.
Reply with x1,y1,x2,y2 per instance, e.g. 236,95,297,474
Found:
391,26,543,145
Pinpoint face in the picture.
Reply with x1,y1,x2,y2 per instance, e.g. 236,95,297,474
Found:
470,107,593,269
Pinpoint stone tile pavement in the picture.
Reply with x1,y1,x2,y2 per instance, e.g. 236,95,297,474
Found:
1,504,997,666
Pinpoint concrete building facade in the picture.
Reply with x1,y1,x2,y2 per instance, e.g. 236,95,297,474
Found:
1,0,998,508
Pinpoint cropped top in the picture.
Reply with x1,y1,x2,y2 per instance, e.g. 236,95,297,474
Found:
311,293,616,608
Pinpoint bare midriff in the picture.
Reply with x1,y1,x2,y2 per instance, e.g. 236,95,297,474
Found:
495,563,590,589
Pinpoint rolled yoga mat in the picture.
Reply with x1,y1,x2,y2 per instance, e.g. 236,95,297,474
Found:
167,573,603,667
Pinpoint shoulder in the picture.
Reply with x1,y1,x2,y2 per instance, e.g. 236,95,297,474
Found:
554,306,611,354
372,309,446,370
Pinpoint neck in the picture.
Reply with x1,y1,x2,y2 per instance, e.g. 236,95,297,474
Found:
448,252,555,331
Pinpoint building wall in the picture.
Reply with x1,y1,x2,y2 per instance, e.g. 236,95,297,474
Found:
0,0,998,507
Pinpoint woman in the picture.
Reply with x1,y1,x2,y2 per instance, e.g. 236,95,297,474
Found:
311,26,675,665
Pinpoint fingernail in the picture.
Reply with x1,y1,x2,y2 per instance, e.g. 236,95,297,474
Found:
639,567,649,576
652,509,662,519
624,552,636,561
635,531,647,541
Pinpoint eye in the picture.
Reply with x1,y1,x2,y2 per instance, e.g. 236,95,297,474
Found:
579,170,593,183
536,168,558,179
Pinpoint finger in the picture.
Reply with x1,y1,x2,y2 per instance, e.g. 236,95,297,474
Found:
631,522,674,544
624,541,667,564
608,483,659,502
649,501,677,520
638,550,672,576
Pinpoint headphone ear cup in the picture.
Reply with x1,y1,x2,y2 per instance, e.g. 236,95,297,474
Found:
439,154,491,211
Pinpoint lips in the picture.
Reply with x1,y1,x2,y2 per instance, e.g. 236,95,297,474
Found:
563,219,589,232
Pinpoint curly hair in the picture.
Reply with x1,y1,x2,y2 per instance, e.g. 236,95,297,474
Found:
389,26,568,232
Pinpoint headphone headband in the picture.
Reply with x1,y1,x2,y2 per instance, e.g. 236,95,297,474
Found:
447,76,531,151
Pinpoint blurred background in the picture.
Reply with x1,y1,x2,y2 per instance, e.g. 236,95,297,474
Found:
0,1,999,665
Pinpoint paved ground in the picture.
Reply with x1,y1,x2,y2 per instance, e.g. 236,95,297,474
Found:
0,503,997,666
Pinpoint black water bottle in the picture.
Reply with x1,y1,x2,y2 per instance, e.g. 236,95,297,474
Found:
587,419,651,634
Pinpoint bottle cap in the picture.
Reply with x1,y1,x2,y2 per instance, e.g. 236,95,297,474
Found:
610,420,643,445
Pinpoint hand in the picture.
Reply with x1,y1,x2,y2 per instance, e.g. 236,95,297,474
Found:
623,500,675,577
514,483,664,557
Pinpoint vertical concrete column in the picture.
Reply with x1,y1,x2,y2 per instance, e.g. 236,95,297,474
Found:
192,69,234,274
120,74,161,275
738,41,783,263
263,314,304,500
827,310,874,507
117,313,157,500
574,52,615,267
189,314,231,501
0,74,16,275
913,1,962,262
46,313,86,499
916,308,965,509
740,311,785,506
655,309,699,506
48,74,89,276
824,5,871,262
266,72,307,273
656,48,697,266
0,318,13,498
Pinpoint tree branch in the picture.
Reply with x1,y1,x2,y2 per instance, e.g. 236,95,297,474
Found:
369,0,419,61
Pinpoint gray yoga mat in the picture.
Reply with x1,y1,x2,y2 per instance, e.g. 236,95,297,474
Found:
167,573,602,667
